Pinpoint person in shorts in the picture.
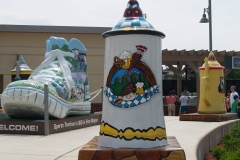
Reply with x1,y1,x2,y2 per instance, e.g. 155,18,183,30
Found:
225,90,231,112
166,91,176,116
179,93,189,115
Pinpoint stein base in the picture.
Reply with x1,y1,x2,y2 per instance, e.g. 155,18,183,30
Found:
179,113,238,122
78,136,186,160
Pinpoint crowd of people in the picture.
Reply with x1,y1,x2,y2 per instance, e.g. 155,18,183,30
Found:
165,85,240,118
166,87,190,116
224,85,240,118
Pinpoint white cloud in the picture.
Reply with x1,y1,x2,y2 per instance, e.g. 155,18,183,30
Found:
0,9,52,25
0,0,239,51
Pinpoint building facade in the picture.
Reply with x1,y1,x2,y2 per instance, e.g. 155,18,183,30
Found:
0,25,111,103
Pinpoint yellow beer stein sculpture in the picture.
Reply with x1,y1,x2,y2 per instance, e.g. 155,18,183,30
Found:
198,51,226,114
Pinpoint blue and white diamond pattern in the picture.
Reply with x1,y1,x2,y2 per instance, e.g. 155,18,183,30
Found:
113,17,154,30
133,99,139,105
105,85,160,108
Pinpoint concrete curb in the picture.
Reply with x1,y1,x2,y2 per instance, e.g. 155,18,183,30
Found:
196,119,239,160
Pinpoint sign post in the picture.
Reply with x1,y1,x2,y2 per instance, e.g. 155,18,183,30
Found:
44,84,49,136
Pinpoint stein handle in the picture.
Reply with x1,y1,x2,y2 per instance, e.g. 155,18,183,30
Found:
202,57,211,107
113,56,124,68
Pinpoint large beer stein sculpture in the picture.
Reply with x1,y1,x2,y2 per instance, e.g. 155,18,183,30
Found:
98,0,167,148
198,51,226,114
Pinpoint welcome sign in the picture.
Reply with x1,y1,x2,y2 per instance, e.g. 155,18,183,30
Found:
0,121,44,135
0,113,101,135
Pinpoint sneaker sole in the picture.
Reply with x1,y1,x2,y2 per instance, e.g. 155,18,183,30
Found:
1,87,91,119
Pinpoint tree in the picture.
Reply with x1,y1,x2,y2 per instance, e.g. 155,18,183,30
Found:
65,57,78,70
111,76,129,96
131,74,136,84
226,70,240,80
51,44,59,50
61,44,70,52
139,74,150,89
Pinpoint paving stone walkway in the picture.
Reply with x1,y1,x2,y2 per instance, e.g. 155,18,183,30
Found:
0,114,238,160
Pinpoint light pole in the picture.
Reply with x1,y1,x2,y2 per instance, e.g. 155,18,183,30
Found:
200,0,212,51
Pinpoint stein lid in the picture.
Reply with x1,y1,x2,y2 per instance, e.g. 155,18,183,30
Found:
199,51,225,70
102,0,165,38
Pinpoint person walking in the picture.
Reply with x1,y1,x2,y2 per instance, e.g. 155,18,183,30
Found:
179,93,189,115
225,90,231,112
230,86,239,112
166,91,176,116
231,95,239,113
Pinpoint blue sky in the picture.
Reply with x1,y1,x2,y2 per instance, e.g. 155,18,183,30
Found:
0,0,239,51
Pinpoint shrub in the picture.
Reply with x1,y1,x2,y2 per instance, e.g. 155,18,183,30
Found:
230,123,240,137
211,123,240,160
211,146,226,160
220,149,240,160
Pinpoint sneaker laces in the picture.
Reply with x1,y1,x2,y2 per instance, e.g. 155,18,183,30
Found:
29,49,75,99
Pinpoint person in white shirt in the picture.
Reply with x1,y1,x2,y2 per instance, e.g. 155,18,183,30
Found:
230,86,239,112
179,93,189,115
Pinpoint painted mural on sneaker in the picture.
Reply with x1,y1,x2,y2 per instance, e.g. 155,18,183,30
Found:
1,37,91,119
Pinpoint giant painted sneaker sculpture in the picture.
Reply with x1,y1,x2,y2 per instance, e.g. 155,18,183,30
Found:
1,37,91,119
